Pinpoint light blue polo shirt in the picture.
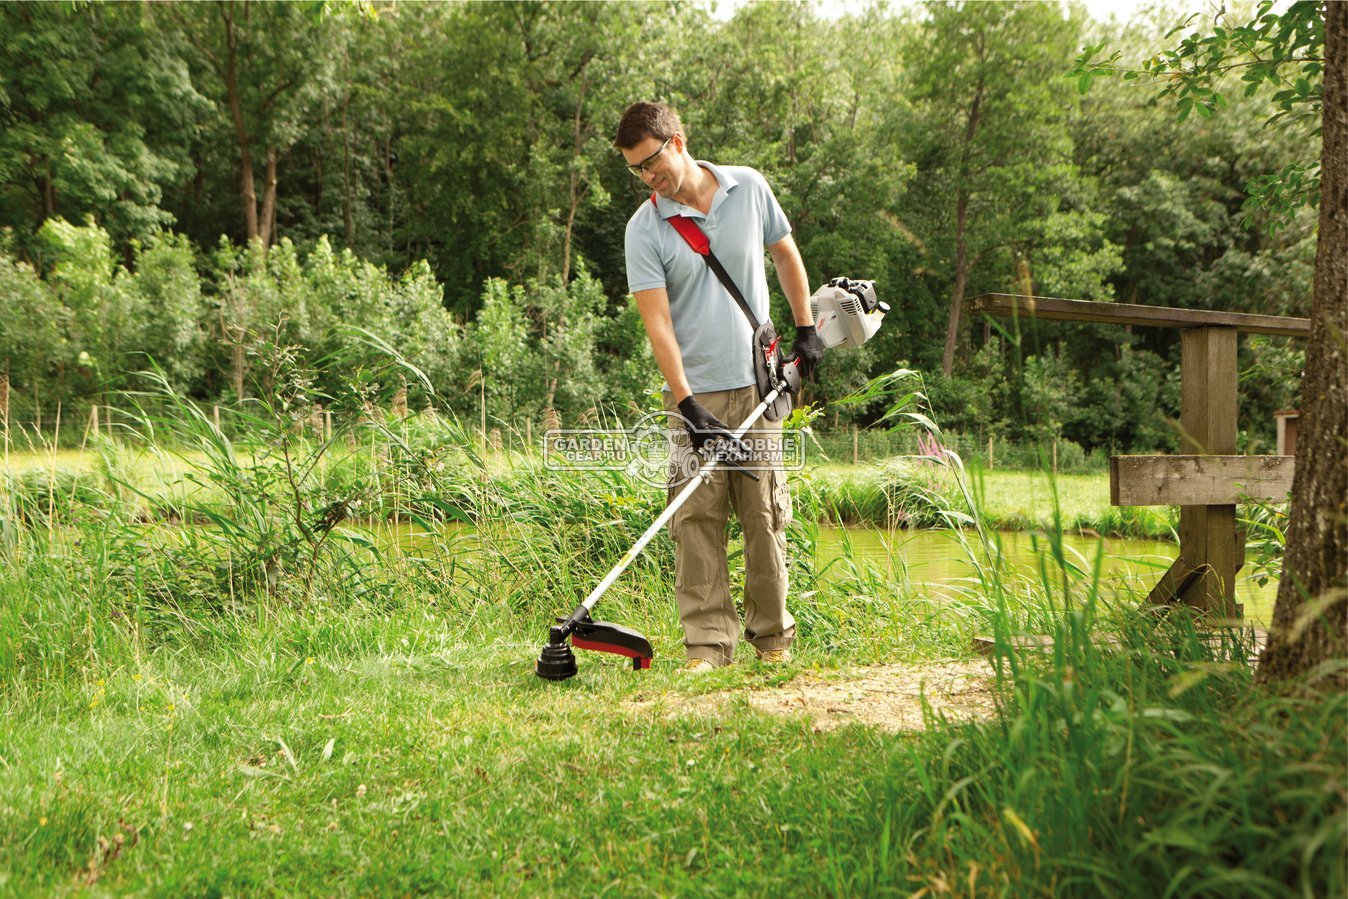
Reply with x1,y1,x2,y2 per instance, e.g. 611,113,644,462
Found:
624,161,792,394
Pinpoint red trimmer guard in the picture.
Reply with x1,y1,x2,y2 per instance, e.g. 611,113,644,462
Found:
570,619,654,670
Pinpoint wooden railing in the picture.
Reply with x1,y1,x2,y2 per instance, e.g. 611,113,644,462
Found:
965,294,1309,620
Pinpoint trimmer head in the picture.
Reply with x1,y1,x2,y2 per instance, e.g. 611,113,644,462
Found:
534,612,654,681
535,626,579,681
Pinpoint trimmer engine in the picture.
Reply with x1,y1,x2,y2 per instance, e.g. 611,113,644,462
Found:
809,278,888,349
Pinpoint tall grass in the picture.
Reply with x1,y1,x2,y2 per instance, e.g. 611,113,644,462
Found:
0,364,1340,896
821,369,1344,896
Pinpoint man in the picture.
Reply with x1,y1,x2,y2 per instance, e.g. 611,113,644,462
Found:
614,101,824,672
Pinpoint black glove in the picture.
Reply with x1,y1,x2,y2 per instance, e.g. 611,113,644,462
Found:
787,325,825,382
677,396,751,462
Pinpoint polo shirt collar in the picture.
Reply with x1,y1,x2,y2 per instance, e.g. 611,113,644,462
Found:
652,161,739,221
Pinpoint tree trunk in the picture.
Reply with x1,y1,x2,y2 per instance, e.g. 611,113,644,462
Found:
942,80,984,377
942,192,971,376
231,333,245,402
1258,0,1347,684
221,3,258,243
259,146,278,247
559,77,584,284
342,99,354,248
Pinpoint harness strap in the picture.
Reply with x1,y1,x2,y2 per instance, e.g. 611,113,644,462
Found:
652,194,760,330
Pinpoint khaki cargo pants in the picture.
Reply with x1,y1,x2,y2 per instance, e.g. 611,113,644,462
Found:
664,385,795,667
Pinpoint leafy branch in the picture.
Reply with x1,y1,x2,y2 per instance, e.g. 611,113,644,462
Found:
1068,0,1324,231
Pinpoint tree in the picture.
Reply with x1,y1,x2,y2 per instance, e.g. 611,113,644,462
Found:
161,1,338,246
35,217,130,401
1261,1,1346,683
126,232,210,391
0,255,64,424
0,3,203,253
390,2,646,312
901,1,1116,376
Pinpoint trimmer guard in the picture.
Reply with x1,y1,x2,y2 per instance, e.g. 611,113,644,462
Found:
569,618,654,670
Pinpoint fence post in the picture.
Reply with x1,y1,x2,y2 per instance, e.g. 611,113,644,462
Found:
852,427,859,465
1175,327,1241,617
213,405,222,434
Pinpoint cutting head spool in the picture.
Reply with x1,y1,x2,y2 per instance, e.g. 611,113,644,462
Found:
535,626,579,680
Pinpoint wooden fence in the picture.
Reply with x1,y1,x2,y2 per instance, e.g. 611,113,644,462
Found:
966,293,1310,620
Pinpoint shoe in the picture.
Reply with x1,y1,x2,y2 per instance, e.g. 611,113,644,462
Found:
756,648,791,664
678,658,716,674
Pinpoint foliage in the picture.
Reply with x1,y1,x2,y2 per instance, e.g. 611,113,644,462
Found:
0,255,64,397
0,2,201,249
0,368,1331,896
1071,0,1325,229
0,0,1323,457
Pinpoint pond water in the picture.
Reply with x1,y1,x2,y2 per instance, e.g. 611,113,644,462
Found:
813,526,1277,626
399,522,1276,626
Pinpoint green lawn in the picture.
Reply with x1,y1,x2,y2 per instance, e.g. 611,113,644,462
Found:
5,632,908,895
3,547,1340,897
803,462,1177,538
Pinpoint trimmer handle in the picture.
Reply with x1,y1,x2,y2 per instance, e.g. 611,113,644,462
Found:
782,355,803,395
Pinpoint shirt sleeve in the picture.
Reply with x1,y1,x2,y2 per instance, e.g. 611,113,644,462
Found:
757,171,792,246
625,211,668,294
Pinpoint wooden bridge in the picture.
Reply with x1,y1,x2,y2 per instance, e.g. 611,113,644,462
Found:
965,294,1309,621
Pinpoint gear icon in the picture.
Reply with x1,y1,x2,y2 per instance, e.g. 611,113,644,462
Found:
627,412,676,487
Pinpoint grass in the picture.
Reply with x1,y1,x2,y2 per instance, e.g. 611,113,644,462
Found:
801,463,1176,538
3,522,1342,896
0,378,1341,896
2,442,1176,539
1,610,903,895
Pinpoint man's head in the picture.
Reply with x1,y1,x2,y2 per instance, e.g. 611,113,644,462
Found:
614,102,692,200
613,102,683,151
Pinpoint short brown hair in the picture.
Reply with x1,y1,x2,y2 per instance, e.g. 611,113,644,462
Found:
613,102,683,150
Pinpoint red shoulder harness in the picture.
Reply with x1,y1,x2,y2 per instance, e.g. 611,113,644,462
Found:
653,193,710,256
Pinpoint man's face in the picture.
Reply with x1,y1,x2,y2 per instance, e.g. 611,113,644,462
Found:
621,132,683,198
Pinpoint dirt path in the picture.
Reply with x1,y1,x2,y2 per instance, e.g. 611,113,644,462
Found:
625,659,998,733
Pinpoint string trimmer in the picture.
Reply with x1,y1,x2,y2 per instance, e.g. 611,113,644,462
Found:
536,278,887,680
